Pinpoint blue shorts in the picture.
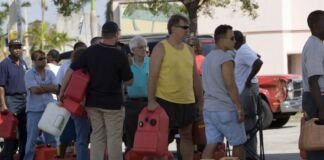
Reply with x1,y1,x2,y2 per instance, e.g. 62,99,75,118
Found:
203,110,246,146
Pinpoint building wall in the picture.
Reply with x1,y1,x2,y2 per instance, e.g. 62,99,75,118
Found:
198,0,324,75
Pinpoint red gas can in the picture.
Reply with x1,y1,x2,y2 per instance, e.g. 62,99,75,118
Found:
34,145,57,160
125,150,174,160
0,112,18,139
133,107,169,157
63,69,89,116
214,143,226,160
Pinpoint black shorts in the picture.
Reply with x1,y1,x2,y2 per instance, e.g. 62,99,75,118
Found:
156,97,196,129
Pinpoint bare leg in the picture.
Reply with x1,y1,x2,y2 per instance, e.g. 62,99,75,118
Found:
179,124,194,160
233,144,246,160
201,144,217,159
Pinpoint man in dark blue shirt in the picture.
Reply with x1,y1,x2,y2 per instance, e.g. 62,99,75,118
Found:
0,40,28,160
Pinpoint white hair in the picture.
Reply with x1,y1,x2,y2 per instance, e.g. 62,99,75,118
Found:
129,35,147,50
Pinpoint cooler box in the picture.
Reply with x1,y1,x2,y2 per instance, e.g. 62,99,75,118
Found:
133,107,169,157
0,112,18,139
38,102,71,136
63,69,89,116
192,118,206,144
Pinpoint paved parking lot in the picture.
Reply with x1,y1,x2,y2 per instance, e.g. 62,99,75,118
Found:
167,118,302,160
0,118,303,160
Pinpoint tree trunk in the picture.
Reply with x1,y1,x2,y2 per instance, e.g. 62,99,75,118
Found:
183,1,199,35
105,0,113,22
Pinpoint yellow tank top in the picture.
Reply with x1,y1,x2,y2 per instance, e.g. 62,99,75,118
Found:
156,40,195,104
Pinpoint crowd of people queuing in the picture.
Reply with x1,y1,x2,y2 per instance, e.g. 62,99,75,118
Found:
1,10,323,160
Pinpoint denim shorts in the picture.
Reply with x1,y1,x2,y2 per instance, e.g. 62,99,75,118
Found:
203,110,247,146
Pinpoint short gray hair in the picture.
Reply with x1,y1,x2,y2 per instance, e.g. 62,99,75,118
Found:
129,35,147,50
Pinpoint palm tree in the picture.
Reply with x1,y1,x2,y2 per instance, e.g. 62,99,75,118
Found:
27,20,73,52
0,2,9,59
90,0,97,38
21,1,31,56
40,0,47,49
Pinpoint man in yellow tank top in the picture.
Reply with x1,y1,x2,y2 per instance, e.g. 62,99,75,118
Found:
147,14,204,160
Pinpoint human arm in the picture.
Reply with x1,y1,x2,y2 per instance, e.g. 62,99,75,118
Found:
309,75,324,123
0,86,8,113
245,58,263,88
190,47,204,116
121,53,134,86
57,69,73,104
222,61,244,122
147,43,165,111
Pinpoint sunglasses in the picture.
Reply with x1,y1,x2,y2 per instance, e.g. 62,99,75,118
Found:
36,57,46,61
175,25,190,30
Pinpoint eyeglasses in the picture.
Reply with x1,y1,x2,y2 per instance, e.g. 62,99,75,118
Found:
135,45,147,50
175,25,190,30
36,57,46,61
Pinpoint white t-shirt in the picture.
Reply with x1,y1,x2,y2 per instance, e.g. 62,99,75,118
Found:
234,44,258,94
47,63,60,76
56,60,71,85
302,35,324,92
202,49,237,112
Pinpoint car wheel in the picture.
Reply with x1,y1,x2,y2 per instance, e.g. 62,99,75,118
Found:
260,99,273,129
270,117,290,128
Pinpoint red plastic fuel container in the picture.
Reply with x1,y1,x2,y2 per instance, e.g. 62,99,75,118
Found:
63,69,89,116
0,112,18,139
34,145,57,160
132,107,169,157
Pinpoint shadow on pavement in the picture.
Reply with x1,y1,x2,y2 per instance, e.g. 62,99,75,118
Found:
265,153,301,160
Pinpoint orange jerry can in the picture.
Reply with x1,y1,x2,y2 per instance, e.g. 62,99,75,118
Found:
0,112,18,139
63,69,89,116
214,143,226,160
34,145,57,160
132,107,169,157
192,118,206,144
299,115,307,160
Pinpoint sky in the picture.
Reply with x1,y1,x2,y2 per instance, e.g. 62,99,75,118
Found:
0,0,108,32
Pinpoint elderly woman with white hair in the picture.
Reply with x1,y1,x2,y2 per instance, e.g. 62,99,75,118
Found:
124,35,149,151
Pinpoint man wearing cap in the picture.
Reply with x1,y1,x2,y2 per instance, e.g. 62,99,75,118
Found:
0,40,28,160
58,21,133,160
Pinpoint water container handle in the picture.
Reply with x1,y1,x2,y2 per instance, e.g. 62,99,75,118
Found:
53,115,65,130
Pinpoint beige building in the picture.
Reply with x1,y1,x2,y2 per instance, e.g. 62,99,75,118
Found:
198,0,324,75
113,0,324,75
